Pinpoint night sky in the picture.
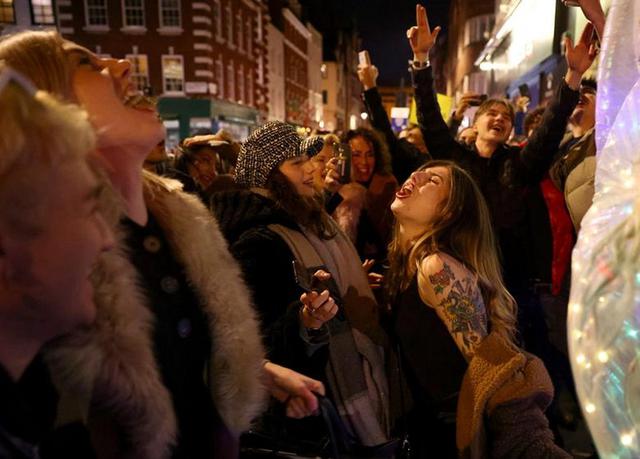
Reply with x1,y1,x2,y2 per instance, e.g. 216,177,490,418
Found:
301,0,451,86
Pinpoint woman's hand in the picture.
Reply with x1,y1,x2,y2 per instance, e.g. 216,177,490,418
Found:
564,22,599,89
300,290,338,329
362,259,383,289
357,63,379,91
263,362,325,418
407,4,441,62
323,157,343,194
299,270,338,329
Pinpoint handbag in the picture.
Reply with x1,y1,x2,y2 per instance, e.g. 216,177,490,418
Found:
240,395,400,459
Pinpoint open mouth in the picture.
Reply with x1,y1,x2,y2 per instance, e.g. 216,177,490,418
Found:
396,181,414,199
489,124,505,135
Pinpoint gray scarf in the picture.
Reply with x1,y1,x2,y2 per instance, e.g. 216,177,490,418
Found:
269,221,390,446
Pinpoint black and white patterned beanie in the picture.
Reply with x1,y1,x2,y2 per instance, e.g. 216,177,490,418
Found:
235,121,324,188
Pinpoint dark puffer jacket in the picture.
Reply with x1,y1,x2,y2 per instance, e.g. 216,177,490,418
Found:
413,67,580,290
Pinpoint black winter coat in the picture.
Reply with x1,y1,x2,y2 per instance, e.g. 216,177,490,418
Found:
413,67,580,290
210,190,330,381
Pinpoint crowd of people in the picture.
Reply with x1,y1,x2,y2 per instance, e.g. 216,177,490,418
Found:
0,0,609,458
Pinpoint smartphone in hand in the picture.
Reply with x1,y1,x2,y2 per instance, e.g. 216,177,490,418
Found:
358,50,371,67
468,94,488,106
332,143,352,184
292,260,329,293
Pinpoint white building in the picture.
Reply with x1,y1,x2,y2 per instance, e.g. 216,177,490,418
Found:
320,61,345,132
266,23,286,122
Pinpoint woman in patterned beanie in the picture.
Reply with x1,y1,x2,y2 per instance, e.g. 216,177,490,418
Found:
211,121,393,453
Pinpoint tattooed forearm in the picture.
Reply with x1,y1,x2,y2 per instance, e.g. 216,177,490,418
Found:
431,263,488,359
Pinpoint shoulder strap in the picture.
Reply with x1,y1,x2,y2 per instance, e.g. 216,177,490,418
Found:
267,224,324,270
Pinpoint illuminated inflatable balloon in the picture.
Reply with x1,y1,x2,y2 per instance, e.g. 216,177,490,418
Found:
568,0,640,457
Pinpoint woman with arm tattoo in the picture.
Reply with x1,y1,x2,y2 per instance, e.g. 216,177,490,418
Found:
386,159,570,458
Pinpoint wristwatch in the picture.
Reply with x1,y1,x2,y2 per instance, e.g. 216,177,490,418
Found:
409,57,430,70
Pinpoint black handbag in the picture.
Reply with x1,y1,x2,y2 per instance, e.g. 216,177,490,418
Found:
240,395,400,458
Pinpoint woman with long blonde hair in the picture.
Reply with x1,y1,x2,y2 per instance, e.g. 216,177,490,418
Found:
386,160,569,458
0,31,325,459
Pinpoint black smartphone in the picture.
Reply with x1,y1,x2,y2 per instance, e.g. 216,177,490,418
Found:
468,94,488,107
292,260,328,293
333,143,352,184
518,84,531,99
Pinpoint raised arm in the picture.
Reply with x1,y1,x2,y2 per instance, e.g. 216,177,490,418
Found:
358,59,395,144
520,23,597,182
417,253,488,361
358,53,425,182
408,5,463,160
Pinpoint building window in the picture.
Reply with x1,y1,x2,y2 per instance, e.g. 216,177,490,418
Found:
215,55,224,98
213,0,222,39
126,54,149,92
0,0,15,23
85,0,107,26
321,64,327,79
162,55,184,94
237,65,245,103
225,1,233,45
237,10,243,51
464,14,494,47
322,90,328,104
122,0,145,27
30,0,55,25
227,61,235,101
159,0,180,28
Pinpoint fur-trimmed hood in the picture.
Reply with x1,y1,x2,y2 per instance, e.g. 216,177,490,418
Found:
45,173,267,458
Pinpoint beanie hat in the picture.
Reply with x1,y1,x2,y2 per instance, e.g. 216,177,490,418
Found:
235,121,324,188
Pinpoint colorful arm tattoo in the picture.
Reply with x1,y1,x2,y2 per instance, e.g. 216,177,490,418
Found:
429,262,488,359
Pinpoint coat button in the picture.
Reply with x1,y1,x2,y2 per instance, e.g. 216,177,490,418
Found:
177,318,192,338
160,276,179,294
143,236,162,253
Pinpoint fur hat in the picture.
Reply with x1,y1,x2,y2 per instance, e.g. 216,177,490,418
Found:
235,121,324,188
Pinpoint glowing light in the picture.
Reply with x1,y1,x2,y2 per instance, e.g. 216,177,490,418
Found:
597,351,609,363
576,353,586,365
585,403,596,414
571,303,582,314
621,432,634,447
480,61,493,71
360,112,368,120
